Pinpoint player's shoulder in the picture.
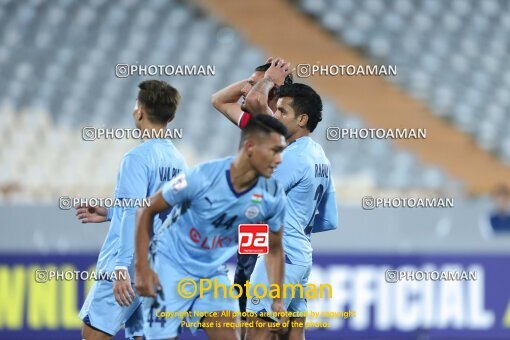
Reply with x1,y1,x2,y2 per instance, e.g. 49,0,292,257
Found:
282,140,305,162
186,156,232,184
281,137,315,170
128,138,175,155
127,139,186,163
304,137,330,163
195,156,232,173
123,139,156,159
260,176,285,200
118,143,147,166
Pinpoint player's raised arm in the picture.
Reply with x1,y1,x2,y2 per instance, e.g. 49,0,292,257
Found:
244,58,292,116
134,191,170,297
211,79,248,125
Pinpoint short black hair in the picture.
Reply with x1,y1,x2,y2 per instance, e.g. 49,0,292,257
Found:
241,115,288,142
137,80,180,124
276,83,322,132
255,63,293,86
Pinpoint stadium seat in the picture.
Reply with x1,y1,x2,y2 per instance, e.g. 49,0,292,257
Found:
297,0,510,165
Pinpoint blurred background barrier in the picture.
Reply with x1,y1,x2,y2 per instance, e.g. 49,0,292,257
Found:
1,254,509,339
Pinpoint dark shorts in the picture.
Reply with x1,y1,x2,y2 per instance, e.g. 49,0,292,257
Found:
234,253,258,314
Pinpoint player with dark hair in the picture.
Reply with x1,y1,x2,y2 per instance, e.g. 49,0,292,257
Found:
137,79,181,124
211,57,293,129
134,115,289,340
239,71,339,339
212,59,293,324
76,80,187,340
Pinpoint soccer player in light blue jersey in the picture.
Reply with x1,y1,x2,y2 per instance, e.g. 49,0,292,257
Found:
211,59,293,328
75,80,187,340
134,115,288,340
242,60,339,340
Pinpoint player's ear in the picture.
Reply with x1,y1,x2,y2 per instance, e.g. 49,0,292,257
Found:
135,105,144,122
298,113,309,128
243,137,256,158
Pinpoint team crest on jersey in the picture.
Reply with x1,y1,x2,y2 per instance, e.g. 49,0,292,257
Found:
170,173,187,193
245,205,260,219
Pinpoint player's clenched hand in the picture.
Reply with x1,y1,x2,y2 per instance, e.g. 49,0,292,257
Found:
134,265,161,298
75,205,108,223
264,58,292,86
271,298,289,334
113,269,135,307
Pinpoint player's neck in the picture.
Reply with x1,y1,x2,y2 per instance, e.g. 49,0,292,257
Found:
138,123,168,140
230,157,259,193
286,129,310,144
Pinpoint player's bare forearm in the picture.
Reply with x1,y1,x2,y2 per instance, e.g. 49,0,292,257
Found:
134,191,171,269
265,227,284,292
211,79,246,105
211,80,246,124
244,78,275,116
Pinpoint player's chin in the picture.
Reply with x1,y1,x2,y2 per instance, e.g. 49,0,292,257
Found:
263,167,276,178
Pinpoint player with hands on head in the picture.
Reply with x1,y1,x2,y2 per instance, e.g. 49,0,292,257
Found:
242,58,292,117
211,57,293,129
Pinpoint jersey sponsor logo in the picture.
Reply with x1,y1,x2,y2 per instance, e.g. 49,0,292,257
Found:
245,205,260,219
238,224,269,254
170,173,187,193
189,227,234,250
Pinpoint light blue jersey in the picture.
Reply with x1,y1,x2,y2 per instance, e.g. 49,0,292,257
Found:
273,136,338,266
157,156,286,278
95,138,187,280
81,138,187,337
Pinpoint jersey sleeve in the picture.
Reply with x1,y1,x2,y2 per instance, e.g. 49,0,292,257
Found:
266,184,286,233
237,111,252,129
106,207,114,221
312,176,339,233
114,153,149,269
161,166,203,206
115,154,149,199
115,206,138,268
